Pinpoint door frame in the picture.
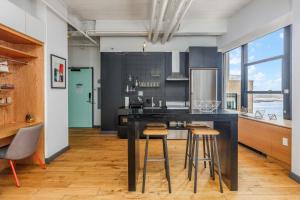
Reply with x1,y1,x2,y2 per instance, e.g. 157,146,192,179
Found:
68,67,94,127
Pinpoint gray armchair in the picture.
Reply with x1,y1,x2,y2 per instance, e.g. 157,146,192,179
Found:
0,123,45,187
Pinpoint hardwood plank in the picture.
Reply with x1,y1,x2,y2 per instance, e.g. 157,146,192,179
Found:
0,128,298,200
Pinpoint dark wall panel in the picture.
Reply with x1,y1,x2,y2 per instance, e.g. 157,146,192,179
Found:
101,53,123,131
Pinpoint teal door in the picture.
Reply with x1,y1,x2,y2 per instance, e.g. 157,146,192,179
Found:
68,68,93,127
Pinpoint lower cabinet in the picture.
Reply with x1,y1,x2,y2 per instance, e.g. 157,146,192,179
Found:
238,117,291,166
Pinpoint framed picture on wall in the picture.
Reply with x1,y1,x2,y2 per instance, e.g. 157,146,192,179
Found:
50,54,66,89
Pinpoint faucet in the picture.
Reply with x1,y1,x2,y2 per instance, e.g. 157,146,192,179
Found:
151,97,155,107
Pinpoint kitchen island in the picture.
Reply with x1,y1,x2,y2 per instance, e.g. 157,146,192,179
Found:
127,109,238,191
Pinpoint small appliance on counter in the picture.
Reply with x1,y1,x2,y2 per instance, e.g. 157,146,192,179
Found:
124,96,129,108
129,96,144,109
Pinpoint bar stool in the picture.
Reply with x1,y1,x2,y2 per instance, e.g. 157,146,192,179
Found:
184,123,209,169
142,127,171,193
146,122,167,129
188,128,223,193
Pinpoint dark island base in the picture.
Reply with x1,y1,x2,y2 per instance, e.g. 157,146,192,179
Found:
127,109,238,192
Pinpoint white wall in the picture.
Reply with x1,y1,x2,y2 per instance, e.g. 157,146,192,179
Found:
291,0,300,179
100,36,217,52
43,8,69,159
217,0,292,52
6,0,69,159
68,37,101,126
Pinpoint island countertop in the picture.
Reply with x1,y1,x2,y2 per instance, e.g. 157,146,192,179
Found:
127,108,239,192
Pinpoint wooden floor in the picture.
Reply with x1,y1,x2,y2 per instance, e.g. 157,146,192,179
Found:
0,128,299,199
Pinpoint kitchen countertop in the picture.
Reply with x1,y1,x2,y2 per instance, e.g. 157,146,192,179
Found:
239,114,292,129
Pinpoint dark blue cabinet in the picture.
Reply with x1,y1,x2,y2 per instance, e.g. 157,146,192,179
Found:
188,47,221,68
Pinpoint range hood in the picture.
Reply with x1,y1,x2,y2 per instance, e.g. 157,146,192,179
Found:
166,51,189,81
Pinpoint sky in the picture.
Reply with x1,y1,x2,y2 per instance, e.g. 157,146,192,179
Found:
229,28,284,91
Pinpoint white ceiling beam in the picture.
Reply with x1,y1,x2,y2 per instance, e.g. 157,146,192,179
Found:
152,0,169,43
168,0,193,41
41,0,98,46
161,0,187,44
148,0,158,41
86,19,227,36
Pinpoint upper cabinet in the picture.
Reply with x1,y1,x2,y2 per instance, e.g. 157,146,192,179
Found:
0,0,44,42
25,14,45,42
0,0,26,35
188,47,222,68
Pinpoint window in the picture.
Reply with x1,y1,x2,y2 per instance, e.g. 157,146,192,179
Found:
225,48,241,110
224,27,291,120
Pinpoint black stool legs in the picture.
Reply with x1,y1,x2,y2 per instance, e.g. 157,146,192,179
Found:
142,135,172,193
188,134,223,193
162,136,172,193
185,130,207,169
184,130,191,169
142,135,149,193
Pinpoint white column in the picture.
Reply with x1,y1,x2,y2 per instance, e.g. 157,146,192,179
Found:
291,0,300,180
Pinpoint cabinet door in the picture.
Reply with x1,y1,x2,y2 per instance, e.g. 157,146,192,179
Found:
0,0,26,34
188,47,220,68
25,13,45,42
101,53,123,131
269,127,291,165
238,118,272,154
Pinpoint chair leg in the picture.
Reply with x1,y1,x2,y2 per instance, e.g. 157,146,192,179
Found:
210,136,215,180
194,135,199,193
142,136,149,193
214,136,223,193
202,135,206,168
35,153,46,169
188,135,195,181
184,130,191,169
162,136,168,179
9,160,20,187
205,135,213,178
163,136,172,193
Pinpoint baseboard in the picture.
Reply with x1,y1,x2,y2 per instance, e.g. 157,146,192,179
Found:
93,125,101,128
290,172,300,183
101,130,117,134
45,146,70,164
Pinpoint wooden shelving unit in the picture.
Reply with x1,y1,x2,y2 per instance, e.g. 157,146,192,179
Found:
0,23,43,46
0,44,36,59
0,103,12,107
0,23,45,165
0,88,14,92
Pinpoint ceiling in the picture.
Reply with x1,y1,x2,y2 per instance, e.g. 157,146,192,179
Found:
63,0,253,21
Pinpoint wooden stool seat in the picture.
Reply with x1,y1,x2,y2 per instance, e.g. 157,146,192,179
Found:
186,123,209,129
192,128,220,135
144,128,168,136
146,123,167,128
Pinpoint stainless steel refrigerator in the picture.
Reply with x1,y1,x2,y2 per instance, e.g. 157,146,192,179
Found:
190,68,218,110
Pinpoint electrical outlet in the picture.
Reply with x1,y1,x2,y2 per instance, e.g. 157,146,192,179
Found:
282,137,288,146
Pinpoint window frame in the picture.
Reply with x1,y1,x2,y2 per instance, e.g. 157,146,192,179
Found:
224,26,292,120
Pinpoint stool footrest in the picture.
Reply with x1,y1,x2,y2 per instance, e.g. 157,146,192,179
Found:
147,157,165,162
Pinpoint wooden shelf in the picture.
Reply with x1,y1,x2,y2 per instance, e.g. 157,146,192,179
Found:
0,23,43,46
0,103,12,107
0,45,36,59
0,71,12,75
0,121,42,139
0,88,14,92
